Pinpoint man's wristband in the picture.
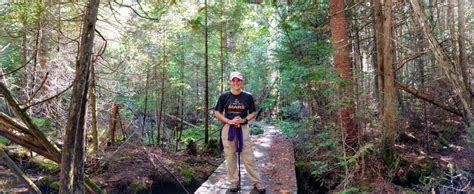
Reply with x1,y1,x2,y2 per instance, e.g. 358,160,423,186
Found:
243,118,248,123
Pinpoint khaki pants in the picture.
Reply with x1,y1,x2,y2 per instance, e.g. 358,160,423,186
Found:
221,124,262,186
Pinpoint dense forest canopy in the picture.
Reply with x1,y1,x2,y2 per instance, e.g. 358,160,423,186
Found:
0,0,473,193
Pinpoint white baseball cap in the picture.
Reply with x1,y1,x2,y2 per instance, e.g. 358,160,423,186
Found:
229,71,244,81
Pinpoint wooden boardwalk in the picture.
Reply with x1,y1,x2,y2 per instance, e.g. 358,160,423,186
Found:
195,124,297,194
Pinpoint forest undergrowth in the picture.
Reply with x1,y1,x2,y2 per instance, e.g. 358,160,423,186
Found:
276,107,474,193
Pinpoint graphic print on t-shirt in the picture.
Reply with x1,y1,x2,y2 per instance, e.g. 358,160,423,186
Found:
227,98,246,117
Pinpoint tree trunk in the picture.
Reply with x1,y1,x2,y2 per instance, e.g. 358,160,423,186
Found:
220,0,225,93
458,0,469,93
177,47,185,152
373,0,384,113
447,0,459,68
329,0,357,146
0,85,102,193
109,103,119,144
21,22,28,100
447,0,457,49
158,37,167,146
382,0,397,167
157,32,167,146
410,0,472,124
59,0,100,193
204,0,209,145
142,68,150,141
88,63,98,154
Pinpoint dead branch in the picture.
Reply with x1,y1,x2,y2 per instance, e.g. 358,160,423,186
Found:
21,83,73,110
394,81,463,117
113,0,162,21
22,72,49,106
164,113,197,128
0,82,61,161
0,146,42,194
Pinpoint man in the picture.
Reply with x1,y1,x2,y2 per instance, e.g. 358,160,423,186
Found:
214,71,265,193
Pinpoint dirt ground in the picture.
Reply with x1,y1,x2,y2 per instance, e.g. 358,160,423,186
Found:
87,143,224,193
262,133,297,193
0,164,28,193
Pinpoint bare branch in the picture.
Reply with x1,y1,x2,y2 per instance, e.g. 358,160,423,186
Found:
0,55,34,78
394,81,463,117
94,29,107,57
113,0,162,21
22,72,49,106
21,83,73,110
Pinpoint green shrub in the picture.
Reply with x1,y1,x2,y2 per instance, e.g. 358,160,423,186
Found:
31,159,58,173
250,126,264,135
337,187,359,194
0,136,10,145
464,123,474,143
129,179,148,192
177,166,193,184
36,176,59,192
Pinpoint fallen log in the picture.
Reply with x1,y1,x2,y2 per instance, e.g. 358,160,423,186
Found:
0,82,103,193
164,113,197,128
0,146,42,194
394,81,463,117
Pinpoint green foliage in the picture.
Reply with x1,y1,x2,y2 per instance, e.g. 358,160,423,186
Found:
413,176,439,193
30,159,58,173
31,117,55,136
180,123,220,147
36,176,59,192
31,117,51,128
249,125,264,135
464,123,474,143
273,119,297,137
337,187,359,194
440,125,456,135
177,166,193,183
274,1,334,111
336,144,375,167
0,2,45,31
294,160,305,168
129,179,148,192
0,136,10,145
310,160,329,178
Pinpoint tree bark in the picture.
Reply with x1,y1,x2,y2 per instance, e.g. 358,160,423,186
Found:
0,85,103,193
157,33,167,146
220,0,225,93
142,68,150,141
373,0,384,113
88,63,98,154
329,0,357,146
59,0,100,193
410,0,472,124
109,103,119,144
177,47,185,152
382,0,397,167
204,0,209,145
458,0,469,93
447,0,457,55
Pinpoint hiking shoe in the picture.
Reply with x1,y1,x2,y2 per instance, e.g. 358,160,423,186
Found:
254,182,266,193
228,183,239,192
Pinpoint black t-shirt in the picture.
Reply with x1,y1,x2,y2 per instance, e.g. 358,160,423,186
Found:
215,91,256,121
